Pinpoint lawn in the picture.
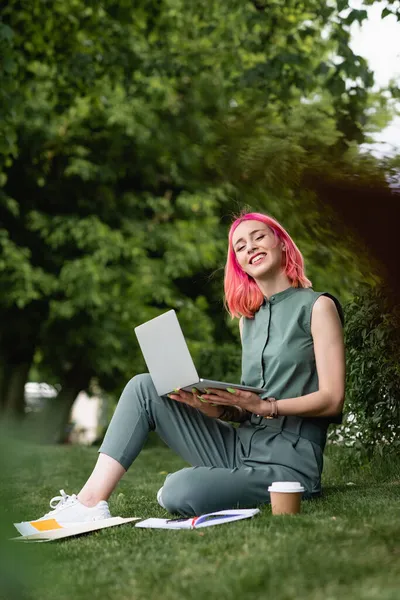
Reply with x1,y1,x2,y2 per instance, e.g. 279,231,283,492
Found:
1,435,399,600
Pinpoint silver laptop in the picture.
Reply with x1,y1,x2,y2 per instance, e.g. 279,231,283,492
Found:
134,310,265,396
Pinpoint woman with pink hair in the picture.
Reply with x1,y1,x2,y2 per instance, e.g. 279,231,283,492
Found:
24,212,345,523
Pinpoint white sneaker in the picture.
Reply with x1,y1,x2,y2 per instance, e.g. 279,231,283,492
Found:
40,489,111,523
157,486,166,509
28,489,110,526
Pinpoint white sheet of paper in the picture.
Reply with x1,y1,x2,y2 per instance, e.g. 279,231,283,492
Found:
11,517,140,542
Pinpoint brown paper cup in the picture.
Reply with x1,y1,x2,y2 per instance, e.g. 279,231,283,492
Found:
268,482,305,515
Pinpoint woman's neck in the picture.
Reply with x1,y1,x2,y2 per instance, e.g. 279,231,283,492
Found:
255,274,293,300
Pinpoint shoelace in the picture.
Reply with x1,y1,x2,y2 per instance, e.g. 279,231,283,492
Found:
48,489,76,511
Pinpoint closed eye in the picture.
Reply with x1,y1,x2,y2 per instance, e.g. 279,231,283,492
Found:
235,234,266,252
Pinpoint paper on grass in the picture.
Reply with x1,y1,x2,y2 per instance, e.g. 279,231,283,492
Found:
11,508,260,541
11,517,140,542
135,508,260,530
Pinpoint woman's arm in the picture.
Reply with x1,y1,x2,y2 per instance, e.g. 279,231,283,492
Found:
200,295,345,418
273,295,345,417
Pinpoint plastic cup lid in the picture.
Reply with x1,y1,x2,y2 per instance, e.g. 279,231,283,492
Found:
268,481,305,493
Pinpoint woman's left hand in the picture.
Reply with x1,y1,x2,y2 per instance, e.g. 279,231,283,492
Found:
199,387,266,415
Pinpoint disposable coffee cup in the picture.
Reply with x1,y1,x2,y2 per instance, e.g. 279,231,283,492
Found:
268,481,305,515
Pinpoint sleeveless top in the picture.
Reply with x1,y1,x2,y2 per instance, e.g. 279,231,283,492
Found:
241,286,344,427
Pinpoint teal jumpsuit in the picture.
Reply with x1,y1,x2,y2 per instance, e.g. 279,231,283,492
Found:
99,287,344,516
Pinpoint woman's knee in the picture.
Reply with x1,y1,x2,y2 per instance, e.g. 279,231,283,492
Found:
124,373,154,395
119,373,158,407
111,373,156,417
160,468,209,517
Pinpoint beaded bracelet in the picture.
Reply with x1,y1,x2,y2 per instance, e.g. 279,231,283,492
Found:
266,398,278,419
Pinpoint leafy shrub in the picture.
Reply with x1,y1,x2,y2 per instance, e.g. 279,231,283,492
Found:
329,283,400,460
196,342,242,385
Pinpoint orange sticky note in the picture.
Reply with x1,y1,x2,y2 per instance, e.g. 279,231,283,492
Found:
30,519,63,531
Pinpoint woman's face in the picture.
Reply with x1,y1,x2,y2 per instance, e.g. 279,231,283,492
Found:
232,220,285,279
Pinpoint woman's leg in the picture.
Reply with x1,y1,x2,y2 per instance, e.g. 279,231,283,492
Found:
78,454,125,506
78,373,238,506
160,465,271,516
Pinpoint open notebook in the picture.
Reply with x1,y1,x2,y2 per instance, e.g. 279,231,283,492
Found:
135,509,260,530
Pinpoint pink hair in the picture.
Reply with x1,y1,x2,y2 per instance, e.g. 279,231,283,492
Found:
224,212,312,319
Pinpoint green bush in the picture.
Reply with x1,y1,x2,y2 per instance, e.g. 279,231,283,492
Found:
196,342,242,385
329,283,400,460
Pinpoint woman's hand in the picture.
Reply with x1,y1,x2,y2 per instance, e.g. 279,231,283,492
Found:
198,387,267,415
168,388,225,419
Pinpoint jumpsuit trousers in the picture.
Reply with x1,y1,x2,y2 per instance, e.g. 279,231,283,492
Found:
99,373,326,517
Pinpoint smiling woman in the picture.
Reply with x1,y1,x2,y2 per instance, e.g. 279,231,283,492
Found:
225,213,312,318
17,211,345,523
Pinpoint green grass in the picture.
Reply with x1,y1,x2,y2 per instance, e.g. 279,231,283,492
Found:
1,436,400,600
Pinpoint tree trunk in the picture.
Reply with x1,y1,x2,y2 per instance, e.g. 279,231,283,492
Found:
0,304,46,418
0,335,36,418
2,361,32,417
0,358,10,411
39,371,89,444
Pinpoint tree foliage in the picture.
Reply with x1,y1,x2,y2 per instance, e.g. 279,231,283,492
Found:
0,0,398,441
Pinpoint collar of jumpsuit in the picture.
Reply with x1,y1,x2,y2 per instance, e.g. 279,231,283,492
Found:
262,285,300,306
